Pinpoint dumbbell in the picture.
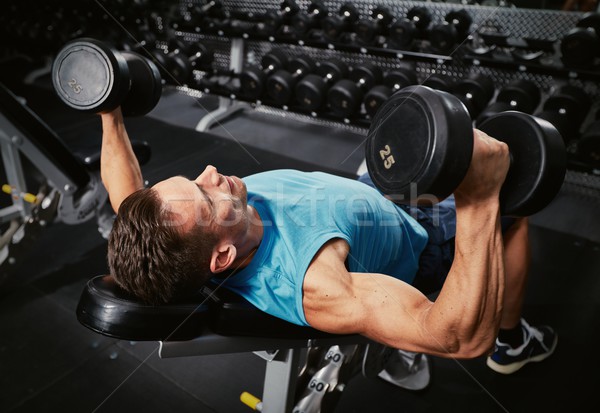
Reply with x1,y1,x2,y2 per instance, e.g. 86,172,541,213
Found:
560,12,600,68
263,0,301,36
151,39,213,85
327,63,384,118
452,73,495,119
354,6,394,44
291,0,329,35
365,85,566,217
429,9,473,54
294,59,349,111
52,38,162,117
266,55,317,105
239,49,289,100
363,66,418,118
321,2,360,41
388,6,432,50
535,84,591,143
476,79,541,126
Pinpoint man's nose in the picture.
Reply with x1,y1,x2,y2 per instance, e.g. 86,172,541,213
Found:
195,165,218,185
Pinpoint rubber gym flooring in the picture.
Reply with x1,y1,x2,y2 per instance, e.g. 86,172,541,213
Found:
1,78,599,413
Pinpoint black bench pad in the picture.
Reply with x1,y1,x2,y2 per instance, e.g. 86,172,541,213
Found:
77,275,345,342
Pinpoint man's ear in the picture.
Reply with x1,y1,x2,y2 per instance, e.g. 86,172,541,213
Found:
210,243,237,274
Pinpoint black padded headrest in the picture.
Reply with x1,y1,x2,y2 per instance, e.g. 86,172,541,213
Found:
77,275,347,342
76,275,211,341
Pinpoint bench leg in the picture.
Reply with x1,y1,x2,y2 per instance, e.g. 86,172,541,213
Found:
261,348,301,413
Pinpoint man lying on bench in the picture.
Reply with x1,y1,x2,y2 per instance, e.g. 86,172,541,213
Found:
100,105,557,381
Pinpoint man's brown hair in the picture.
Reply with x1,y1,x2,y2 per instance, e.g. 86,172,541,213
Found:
107,188,218,304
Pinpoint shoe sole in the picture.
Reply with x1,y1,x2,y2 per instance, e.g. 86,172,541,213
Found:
486,334,558,374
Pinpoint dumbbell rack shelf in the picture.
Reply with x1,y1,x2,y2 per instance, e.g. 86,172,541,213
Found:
463,52,600,82
174,28,455,65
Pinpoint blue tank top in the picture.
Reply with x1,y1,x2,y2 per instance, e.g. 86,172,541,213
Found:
221,170,428,326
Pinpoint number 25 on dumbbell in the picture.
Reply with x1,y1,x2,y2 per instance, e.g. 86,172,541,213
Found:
379,145,395,170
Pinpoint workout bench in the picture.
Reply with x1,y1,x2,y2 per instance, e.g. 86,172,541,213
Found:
77,274,370,413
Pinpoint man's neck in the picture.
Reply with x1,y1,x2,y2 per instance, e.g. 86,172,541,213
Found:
232,205,264,268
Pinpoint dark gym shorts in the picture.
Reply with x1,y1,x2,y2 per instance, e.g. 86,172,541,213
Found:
357,173,516,295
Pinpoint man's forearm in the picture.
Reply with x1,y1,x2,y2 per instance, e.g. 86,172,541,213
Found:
424,200,505,357
100,109,144,212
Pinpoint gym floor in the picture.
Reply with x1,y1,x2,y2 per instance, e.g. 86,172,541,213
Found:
1,77,599,413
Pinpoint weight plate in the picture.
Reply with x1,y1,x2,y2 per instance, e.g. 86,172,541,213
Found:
52,38,129,113
478,111,566,216
365,85,473,204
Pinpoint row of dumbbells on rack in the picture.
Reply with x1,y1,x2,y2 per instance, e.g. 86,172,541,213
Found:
189,47,599,170
467,11,600,73
173,0,474,56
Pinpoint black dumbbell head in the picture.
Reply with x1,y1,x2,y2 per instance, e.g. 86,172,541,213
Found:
478,112,566,216
340,2,359,22
407,6,432,31
288,55,317,74
543,84,591,126
534,110,576,143
577,11,600,35
364,85,393,118
454,73,496,117
366,85,473,204
295,73,326,110
315,58,348,81
445,9,472,36
384,68,417,91
497,79,541,114
52,38,130,113
349,63,383,90
166,51,193,85
119,51,162,117
429,23,459,54
422,74,456,92
560,27,600,68
262,48,289,71
327,79,363,117
388,19,418,48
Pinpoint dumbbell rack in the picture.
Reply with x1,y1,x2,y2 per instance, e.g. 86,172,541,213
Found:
166,0,600,175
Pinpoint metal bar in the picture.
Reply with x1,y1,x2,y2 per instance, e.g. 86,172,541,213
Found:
158,331,366,359
262,348,300,413
0,135,30,218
